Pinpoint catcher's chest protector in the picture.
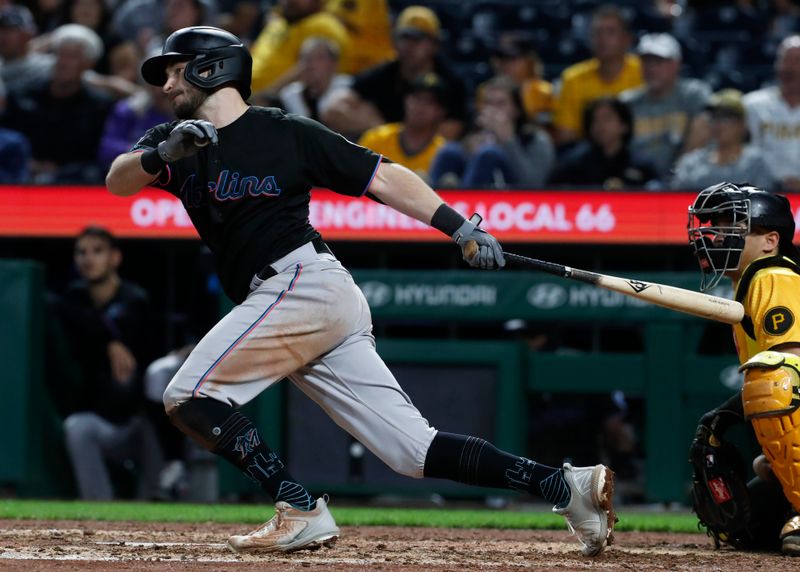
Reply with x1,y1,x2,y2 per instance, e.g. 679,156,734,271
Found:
744,377,800,512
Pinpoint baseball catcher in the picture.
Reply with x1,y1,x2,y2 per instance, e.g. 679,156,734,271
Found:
688,182,800,554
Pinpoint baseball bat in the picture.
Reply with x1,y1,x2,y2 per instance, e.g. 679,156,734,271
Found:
461,214,743,324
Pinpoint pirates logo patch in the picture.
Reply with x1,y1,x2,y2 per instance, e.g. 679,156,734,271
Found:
763,307,794,336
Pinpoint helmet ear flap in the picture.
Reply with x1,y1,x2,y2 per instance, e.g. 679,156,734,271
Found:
182,45,252,99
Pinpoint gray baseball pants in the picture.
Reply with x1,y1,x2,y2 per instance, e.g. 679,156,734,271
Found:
163,241,437,477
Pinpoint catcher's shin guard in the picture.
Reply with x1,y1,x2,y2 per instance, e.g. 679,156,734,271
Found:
740,351,800,512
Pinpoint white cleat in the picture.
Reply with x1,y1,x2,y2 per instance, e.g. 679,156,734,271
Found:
553,463,617,556
227,495,340,553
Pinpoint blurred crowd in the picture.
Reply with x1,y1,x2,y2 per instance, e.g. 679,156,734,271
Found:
1,0,800,191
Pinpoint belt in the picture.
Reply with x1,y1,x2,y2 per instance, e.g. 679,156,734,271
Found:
256,237,332,281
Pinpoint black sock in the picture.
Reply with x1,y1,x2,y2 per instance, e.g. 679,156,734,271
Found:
423,432,571,506
169,398,316,511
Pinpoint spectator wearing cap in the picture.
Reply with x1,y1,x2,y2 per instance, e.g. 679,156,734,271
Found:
249,0,350,100
1,23,114,184
553,4,643,146
672,89,774,190
325,0,395,74
279,36,352,123
0,4,55,93
490,34,554,129
322,5,468,141
619,33,711,180
357,72,447,183
550,97,657,189
429,75,554,189
744,35,800,192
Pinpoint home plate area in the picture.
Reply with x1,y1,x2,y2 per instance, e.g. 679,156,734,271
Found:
0,520,797,571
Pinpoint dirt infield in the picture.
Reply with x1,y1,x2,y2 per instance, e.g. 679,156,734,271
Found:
0,519,797,571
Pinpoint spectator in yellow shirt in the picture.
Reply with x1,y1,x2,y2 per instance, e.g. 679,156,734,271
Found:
249,0,350,99
357,73,447,183
553,4,643,145
325,0,395,74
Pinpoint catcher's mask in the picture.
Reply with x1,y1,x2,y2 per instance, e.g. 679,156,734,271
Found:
687,182,795,291
141,26,252,99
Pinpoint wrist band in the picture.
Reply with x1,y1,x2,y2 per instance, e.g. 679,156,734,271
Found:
431,204,466,237
140,148,167,175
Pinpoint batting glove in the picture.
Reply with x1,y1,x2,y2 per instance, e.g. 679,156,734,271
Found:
453,219,506,270
158,119,218,163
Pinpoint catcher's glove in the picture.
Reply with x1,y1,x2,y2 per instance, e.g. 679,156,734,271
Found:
689,425,754,549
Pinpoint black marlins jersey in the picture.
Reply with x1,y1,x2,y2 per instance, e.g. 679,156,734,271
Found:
132,107,382,303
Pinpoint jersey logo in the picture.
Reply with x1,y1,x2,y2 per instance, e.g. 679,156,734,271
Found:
209,170,282,201
763,306,794,336
177,171,283,208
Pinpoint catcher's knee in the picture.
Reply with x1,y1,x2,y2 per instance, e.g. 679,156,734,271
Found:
753,454,775,481
740,350,800,420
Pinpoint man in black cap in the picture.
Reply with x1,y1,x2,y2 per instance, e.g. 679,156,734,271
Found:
322,5,467,140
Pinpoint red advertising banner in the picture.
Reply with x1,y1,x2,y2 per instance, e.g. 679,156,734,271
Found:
1,186,798,244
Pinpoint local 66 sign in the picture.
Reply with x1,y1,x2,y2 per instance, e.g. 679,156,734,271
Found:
1,186,798,244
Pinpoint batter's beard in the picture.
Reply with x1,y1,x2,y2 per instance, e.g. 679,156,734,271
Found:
173,89,209,119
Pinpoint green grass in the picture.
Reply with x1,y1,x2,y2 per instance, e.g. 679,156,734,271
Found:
0,499,702,533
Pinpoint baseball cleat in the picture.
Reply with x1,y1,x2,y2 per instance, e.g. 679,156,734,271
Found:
227,495,339,553
553,463,617,556
781,516,800,556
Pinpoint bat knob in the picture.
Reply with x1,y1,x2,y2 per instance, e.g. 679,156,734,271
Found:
464,240,479,261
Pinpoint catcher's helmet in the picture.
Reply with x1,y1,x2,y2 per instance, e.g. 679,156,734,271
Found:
687,182,795,290
141,26,252,99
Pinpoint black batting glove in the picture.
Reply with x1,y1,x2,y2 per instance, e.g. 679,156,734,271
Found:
157,119,218,163
452,219,506,270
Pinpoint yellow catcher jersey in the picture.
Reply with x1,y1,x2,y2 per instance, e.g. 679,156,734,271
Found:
733,256,800,363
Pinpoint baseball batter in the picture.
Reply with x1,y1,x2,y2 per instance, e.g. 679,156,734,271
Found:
106,26,615,556
688,182,800,553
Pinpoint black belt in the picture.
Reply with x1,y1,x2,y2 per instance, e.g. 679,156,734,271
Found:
256,237,332,280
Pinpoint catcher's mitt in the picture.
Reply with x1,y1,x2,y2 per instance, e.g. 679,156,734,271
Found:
689,427,754,549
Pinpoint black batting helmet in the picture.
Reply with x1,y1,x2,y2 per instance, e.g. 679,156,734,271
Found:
688,182,796,290
141,26,252,99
